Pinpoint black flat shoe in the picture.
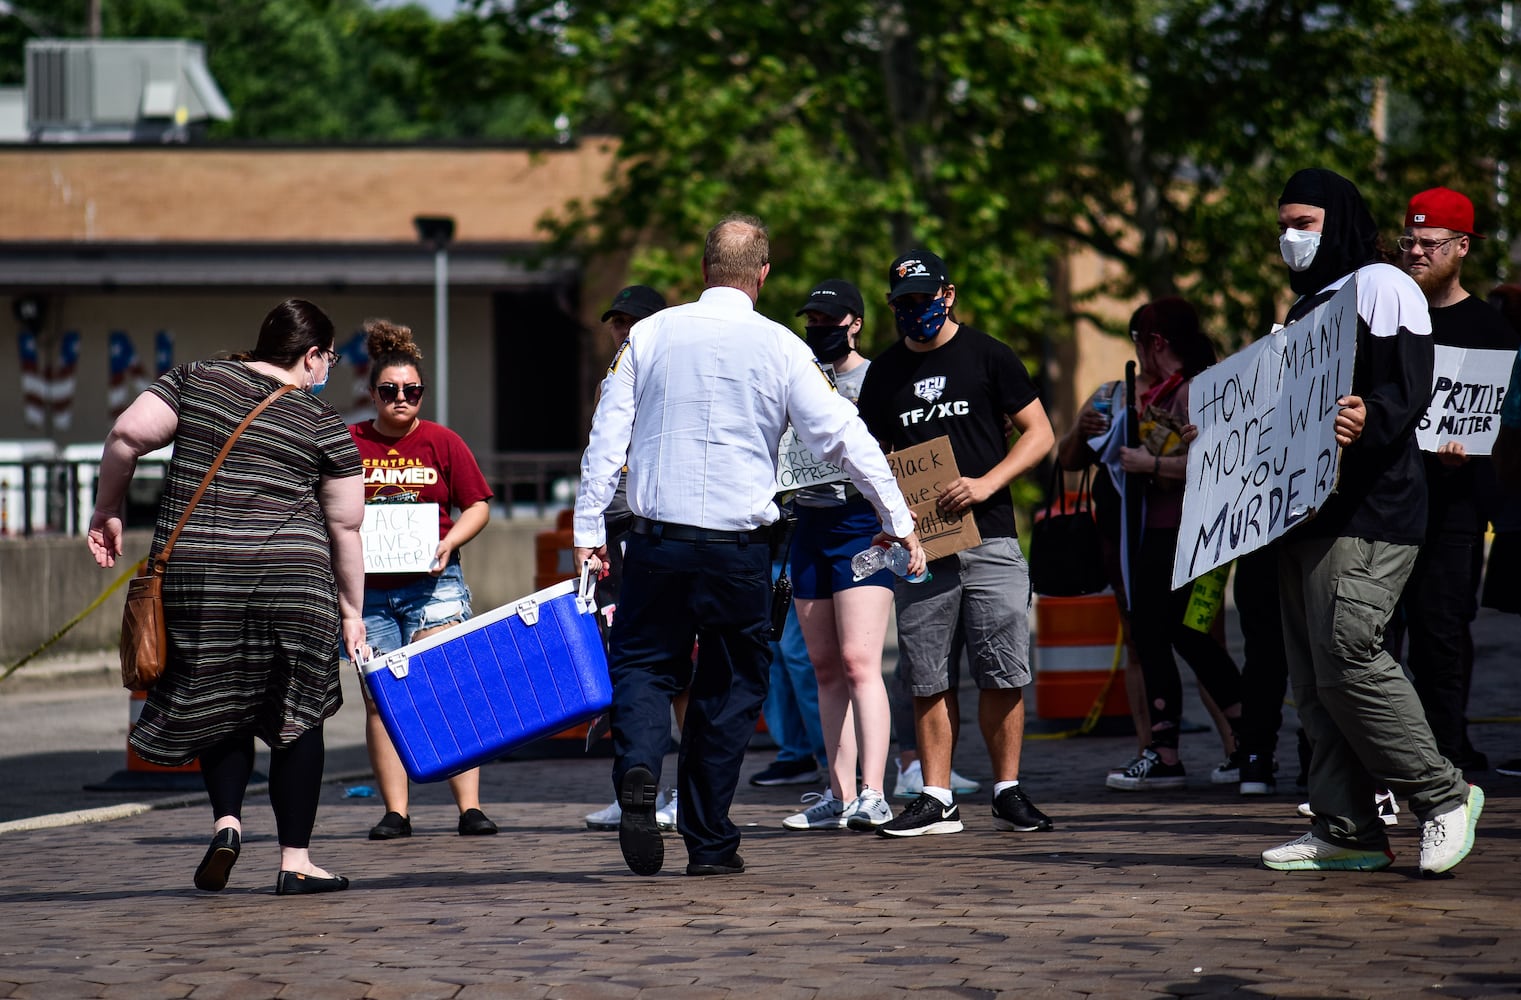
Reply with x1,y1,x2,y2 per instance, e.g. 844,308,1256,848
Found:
686,853,745,877
458,808,499,836
275,870,350,895
193,828,240,892
368,811,411,840
618,765,664,875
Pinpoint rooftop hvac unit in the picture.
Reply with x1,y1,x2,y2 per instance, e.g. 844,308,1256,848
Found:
24,39,232,143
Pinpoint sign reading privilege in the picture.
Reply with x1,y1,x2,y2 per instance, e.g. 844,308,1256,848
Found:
1171,280,1358,589
362,502,440,574
885,435,982,562
1415,345,1514,456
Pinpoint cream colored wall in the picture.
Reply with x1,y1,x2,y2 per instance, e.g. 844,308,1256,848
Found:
5,289,498,457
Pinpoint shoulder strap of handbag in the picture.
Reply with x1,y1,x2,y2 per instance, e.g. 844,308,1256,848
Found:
152,384,296,573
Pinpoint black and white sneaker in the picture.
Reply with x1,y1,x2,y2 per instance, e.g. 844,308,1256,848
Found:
1239,753,1277,796
876,793,963,837
991,785,1054,832
1105,747,1187,791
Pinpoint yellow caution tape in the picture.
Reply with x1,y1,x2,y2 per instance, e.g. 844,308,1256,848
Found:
0,558,143,686
1027,625,1126,741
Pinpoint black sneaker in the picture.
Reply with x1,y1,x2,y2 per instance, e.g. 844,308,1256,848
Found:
749,757,821,786
458,808,499,836
368,811,411,840
1239,753,1277,796
618,765,664,875
1105,747,1187,791
686,853,745,877
876,793,963,837
991,785,1053,832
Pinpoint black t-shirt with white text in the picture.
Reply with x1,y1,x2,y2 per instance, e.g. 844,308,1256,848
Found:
857,324,1040,539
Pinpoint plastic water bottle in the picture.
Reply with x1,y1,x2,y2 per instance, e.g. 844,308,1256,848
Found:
851,542,930,584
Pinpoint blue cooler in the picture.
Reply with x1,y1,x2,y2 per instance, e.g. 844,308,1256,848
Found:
362,567,611,782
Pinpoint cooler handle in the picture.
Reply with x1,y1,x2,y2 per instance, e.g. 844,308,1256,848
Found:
577,558,597,614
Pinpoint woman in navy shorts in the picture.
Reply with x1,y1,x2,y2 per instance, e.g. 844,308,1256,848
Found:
781,280,898,832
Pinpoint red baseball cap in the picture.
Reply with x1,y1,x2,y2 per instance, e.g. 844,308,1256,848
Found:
1404,187,1484,238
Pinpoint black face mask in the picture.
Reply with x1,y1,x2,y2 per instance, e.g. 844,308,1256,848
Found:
805,322,853,363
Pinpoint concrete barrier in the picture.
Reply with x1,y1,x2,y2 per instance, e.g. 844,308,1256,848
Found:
0,518,550,662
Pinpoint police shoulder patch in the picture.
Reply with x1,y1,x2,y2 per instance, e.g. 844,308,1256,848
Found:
608,340,631,374
812,356,838,390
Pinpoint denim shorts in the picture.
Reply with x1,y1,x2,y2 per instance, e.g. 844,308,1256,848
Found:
362,561,473,656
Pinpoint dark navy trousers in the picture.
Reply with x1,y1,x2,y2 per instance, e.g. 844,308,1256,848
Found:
608,530,772,865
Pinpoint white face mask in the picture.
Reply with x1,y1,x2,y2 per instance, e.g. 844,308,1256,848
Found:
1279,227,1322,272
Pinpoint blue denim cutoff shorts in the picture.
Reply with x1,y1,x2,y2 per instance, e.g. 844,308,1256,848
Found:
361,561,473,656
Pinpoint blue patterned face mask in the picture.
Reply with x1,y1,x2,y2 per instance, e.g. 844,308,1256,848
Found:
893,295,948,342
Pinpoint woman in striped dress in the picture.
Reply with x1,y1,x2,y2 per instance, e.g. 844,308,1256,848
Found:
88,299,368,896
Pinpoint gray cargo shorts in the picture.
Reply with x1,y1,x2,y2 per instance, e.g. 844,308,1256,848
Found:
893,535,1033,696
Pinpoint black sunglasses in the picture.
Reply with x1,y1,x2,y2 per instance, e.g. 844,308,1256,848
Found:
376,382,425,404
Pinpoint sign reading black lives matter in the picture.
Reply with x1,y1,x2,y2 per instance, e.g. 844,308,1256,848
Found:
1415,345,1514,456
1170,280,1358,589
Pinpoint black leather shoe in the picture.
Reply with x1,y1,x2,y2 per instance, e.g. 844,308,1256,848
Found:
193,828,240,892
618,765,664,875
686,853,745,877
369,811,411,840
458,808,499,836
275,870,350,895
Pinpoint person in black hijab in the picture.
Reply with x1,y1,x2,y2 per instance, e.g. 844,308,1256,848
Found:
1260,168,1483,877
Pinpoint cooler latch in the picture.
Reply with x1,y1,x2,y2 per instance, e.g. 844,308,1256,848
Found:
379,650,409,679
517,599,541,626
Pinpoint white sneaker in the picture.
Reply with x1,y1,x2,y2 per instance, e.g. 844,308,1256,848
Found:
842,788,893,831
1297,791,1400,826
1261,831,1394,871
655,788,678,832
1419,784,1484,875
782,790,846,831
894,760,979,798
586,799,621,831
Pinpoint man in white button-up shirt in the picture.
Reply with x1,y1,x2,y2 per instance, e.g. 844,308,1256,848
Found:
574,213,921,877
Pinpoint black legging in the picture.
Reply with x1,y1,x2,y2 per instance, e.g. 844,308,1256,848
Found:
199,725,326,849
1129,527,1242,749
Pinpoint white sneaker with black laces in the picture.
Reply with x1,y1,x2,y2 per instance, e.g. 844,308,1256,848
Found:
1298,790,1400,825
876,792,963,837
1106,747,1187,791
843,788,893,831
782,790,846,831
1419,784,1484,876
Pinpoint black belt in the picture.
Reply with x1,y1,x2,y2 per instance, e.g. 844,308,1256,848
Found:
630,516,769,544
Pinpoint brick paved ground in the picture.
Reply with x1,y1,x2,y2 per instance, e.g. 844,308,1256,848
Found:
2,609,1519,998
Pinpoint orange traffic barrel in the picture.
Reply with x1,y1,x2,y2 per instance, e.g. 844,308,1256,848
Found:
533,508,577,592
85,689,207,791
1032,592,1128,720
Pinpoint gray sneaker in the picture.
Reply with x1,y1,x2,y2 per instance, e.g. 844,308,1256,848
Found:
842,789,893,831
782,791,846,831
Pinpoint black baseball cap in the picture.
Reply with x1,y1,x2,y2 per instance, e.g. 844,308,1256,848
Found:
795,278,865,320
601,284,667,322
887,250,949,301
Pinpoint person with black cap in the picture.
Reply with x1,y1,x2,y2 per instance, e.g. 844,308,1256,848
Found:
1389,187,1519,776
1260,168,1482,876
777,278,899,832
582,284,684,835
573,215,920,876
856,250,1057,838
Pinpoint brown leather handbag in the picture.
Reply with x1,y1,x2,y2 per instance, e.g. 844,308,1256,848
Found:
120,384,295,690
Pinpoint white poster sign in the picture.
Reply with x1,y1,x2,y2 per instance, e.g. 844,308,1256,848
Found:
1415,345,1513,456
1171,280,1359,588
775,425,851,492
362,502,440,574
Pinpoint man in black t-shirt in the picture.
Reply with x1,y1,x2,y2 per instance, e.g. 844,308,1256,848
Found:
1391,187,1520,774
857,249,1057,837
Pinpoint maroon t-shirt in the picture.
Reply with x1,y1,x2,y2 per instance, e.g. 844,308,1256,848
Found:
350,419,493,589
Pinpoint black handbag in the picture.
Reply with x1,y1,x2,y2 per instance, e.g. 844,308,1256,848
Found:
1029,463,1109,597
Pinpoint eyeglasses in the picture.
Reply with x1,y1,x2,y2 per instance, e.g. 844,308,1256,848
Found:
1397,234,1463,254
319,348,342,366
376,382,425,404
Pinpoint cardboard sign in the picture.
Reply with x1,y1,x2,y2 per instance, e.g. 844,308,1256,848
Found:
1416,345,1514,456
362,502,440,574
775,426,852,492
885,435,982,561
1171,280,1358,588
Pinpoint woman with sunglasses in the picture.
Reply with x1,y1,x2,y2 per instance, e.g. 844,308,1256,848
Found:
350,319,497,841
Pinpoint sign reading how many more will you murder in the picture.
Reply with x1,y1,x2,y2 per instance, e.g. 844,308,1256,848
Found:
885,435,982,562
1170,279,1359,589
